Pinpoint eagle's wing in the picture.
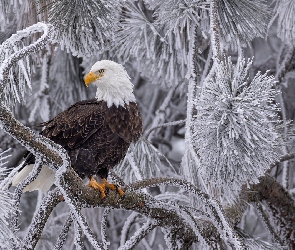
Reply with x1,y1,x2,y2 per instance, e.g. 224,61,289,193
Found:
106,102,142,143
40,100,105,149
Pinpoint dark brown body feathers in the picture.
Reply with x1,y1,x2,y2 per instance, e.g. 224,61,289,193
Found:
30,99,142,179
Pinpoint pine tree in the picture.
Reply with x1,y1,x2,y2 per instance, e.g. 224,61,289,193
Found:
0,0,295,249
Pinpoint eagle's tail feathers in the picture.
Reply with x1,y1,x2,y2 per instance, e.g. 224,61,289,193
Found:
11,165,55,193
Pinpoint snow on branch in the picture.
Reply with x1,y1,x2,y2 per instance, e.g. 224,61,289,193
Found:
209,0,221,61
53,215,72,250
0,150,20,249
38,0,119,57
193,56,284,204
118,219,157,250
22,188,62,249
204,0,271,51
272,0,295,46
145,119,186,140
101,208,111,250
241,176,295,248
0,22,54,107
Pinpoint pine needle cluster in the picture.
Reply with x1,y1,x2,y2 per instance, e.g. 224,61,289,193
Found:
193,57,283,203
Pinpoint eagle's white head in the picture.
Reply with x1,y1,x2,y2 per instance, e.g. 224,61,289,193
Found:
84,60,136,108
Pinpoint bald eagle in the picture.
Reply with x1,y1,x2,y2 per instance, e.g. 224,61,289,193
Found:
12,60,142,198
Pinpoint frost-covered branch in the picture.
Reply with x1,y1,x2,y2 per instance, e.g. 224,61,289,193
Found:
146,87,177,140
209,0,221,61
119,219,157,250
0,22,54,105
145,119,186,140
73,216,85,250
101,208,111,250
276,46,295,83
269,151,295,169
126,177,244,248
254,203,283,245
120,212,138,247
22,188,61,249
241,175,295,247
0,103,67,168
53,215,72,250
11,160,42,231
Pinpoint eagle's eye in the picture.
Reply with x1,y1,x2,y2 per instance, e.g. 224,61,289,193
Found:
97,69,105,74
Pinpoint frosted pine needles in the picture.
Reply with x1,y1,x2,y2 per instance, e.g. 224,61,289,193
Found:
193,57,283,203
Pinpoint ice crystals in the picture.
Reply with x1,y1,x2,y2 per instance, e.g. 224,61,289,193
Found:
193,57,283,203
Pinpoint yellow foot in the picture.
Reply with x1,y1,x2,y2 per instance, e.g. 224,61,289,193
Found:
87,177,124,198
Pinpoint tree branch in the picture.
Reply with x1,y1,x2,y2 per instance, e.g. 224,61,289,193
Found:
22,188,62,249
101,208,111,250
209,0,222,61
118,219,157,250
145,119,186,140
53,215,72,250
240,175,295,247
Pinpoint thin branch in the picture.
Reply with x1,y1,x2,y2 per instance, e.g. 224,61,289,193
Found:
254,202,283,245
101,208,111,250
146,86,177,140
120,212,138,247
22,188,62,249
11,160,42,231
209,0,222,61
145,119,186,140
53,215,72,250
73,214,86,250
57,176,104,250
126,177,244,248
269,151,295,169
240,175,295,246
276,46,295,83
0,23,54,94
125,177,209,200
118,219,157,250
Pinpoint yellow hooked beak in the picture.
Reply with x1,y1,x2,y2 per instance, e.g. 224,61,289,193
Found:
84,72,97,87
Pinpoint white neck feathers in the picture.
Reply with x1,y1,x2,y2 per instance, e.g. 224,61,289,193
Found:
94,69,136,108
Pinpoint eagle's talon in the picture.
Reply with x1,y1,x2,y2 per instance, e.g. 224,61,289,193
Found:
116,186,124,197
87,177,106,199
88,177,124,198
102,178,116,191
